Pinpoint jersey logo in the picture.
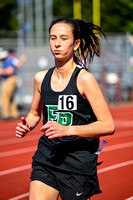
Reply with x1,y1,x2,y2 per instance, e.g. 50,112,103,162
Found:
47,95,77,126
47,105,73,126
76,192,84,196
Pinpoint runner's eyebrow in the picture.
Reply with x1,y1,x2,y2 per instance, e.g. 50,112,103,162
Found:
50,34,70,38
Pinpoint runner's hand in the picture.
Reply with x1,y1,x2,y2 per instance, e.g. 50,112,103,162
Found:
40,121,68,139
16,117,30,138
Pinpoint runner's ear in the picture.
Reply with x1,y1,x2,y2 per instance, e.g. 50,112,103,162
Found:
74,39,80,51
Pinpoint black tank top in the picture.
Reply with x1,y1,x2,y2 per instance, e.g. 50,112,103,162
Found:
33,66,99,175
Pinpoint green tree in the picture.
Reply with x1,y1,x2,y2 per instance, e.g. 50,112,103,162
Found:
53,0,133,33
53,0,92,22
101,0,133,33
0,0,17,31
0,0,133,34
81,0,92,22
53,0,73,18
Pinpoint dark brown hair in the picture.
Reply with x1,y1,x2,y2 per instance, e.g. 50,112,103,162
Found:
49,17,106,70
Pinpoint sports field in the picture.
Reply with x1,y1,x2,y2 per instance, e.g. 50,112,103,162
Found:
0,103,133,200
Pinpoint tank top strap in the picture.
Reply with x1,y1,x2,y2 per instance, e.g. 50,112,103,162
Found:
68,65,83,89
41,67,55,90
73,65,83,78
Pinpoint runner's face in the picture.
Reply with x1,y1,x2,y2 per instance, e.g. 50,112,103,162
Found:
49,23,78,62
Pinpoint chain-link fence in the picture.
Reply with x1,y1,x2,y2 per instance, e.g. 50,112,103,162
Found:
90,33,133,103
0,32,133,111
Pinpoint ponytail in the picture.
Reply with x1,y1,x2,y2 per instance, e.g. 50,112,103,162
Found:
74,19,106,69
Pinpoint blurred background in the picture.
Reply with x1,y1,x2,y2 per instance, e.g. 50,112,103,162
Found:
0,0,133,117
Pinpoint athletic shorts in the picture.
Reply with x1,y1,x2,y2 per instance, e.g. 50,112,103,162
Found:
30,161,102,200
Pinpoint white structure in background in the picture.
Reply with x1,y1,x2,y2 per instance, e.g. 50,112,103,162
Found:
0,48,8,60
106,73,119,85
38,56,48,69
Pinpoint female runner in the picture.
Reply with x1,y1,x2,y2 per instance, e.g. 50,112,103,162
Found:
16,17,115,200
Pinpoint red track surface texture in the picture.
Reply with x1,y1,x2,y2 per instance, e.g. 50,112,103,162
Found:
0,103,133,200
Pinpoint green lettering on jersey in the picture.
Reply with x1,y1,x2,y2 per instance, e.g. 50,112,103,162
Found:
48,105,58,121
58,112,72,126
47,105,73,126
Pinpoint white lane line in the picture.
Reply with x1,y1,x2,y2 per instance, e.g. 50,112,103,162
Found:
0,142,132,175
0,159,133,177
98,160,133,173
0,142,132,158
7,160,133,200
0,135,40,146
0,129,132,147
0,164,31,176
0,146,36,157
9,193,133,200
104,130,133,139
125,197,133,200
103,142,133,152
114,120,133,128
9,192,29,200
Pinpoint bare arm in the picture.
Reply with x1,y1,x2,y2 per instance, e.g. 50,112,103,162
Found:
0,67,14,76
68,71,115,138
16,55,27,68
16,71,46,138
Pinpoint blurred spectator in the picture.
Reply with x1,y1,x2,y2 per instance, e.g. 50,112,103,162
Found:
0,49,26,119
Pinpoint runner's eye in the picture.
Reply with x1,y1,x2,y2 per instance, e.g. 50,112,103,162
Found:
50,36,56,40
61,38,67,40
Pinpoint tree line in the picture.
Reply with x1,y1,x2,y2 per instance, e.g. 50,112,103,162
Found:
0,0,133,34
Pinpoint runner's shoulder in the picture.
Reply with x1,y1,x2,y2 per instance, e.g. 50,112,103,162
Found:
34,70,48,84
78,68,96,84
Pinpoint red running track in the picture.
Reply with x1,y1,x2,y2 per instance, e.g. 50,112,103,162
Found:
0,103,133,200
